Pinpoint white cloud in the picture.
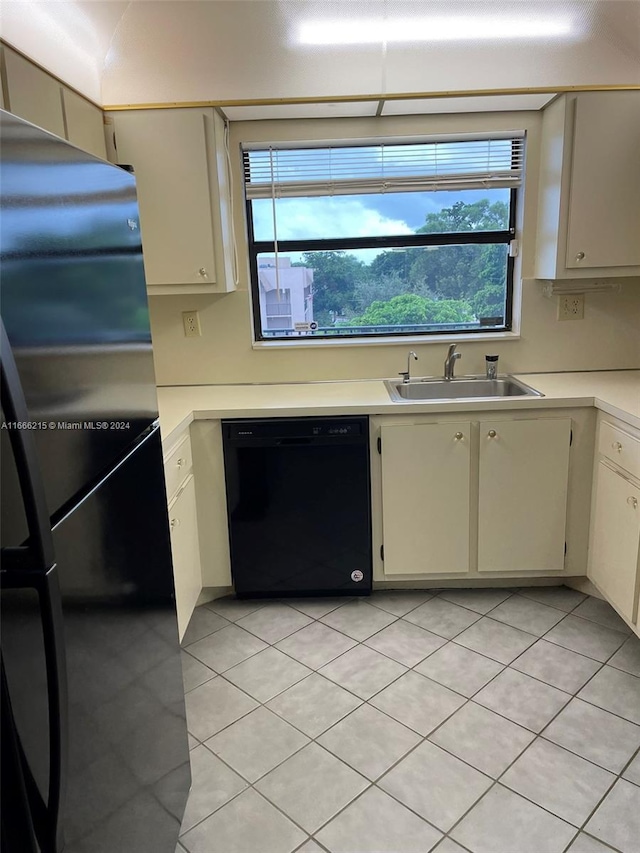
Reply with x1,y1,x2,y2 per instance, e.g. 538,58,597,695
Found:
252,197,414,242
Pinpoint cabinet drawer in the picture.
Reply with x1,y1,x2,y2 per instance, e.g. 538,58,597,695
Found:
599,422,640,480
164,434,193,501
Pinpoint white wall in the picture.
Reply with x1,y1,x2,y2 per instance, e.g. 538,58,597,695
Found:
149,110,640,386
149,284,640,385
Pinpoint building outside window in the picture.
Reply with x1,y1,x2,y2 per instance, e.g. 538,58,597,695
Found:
243,134,523,342
257,257,314,333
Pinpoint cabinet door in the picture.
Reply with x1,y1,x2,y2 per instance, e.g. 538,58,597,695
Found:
3,46,65,137
112,109,217,286
566,92,640,269
478,418,571,572
589,462,640,625
62,88,106,159
381,422,471,575
168,475,202,640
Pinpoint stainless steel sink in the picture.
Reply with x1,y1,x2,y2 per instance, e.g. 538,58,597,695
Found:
384,375,543,402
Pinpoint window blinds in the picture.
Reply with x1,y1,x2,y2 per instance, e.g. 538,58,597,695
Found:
243,134,525,199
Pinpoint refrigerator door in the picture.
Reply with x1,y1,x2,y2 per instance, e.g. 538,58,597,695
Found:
2,425,190,853
0,110,159,521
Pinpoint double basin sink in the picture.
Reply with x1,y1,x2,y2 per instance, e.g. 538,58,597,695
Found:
385,375,543,402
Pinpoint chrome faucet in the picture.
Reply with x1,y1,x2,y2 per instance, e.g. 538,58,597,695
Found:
399,351,418,384
443,344,461,380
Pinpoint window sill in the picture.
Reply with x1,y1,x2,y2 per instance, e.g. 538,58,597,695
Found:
252,330,521,350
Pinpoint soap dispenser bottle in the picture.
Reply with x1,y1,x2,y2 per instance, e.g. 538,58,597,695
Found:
485,354,499,380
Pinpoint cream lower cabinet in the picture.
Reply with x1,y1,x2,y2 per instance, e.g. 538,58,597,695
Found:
381,421,471,575
588,417,640,630
190,421,232,589
478,418,571,572
378,414,572,578
164,433,201,639
589,463,640,625
168,476,201,639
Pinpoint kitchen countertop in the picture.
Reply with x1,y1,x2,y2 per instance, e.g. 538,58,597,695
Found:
157,370,640,450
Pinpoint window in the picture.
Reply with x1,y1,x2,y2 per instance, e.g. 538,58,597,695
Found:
243,134,523,341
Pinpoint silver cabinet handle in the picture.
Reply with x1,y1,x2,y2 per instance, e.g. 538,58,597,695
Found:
176,457,185,468
612,441,623,452
575,252,585,262
487,430,497,438
454,432,464,441
198,267,208,278
170,517,180,529
628,496,638,509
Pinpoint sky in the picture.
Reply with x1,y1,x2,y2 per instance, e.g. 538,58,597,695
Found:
252,188,509,241
252,188,510,263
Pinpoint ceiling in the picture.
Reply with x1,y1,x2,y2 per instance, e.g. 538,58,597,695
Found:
1,1,638,114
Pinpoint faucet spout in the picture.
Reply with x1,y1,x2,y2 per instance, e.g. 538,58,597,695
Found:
444,344,461,380
399,351,418,384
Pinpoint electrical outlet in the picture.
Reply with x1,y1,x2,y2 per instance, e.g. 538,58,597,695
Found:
558,295,584,321
182,310,201,337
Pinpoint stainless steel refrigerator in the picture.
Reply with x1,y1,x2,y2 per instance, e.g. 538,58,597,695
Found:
0,111,190,853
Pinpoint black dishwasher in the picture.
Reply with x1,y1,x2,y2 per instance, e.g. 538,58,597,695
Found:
222,416,371,597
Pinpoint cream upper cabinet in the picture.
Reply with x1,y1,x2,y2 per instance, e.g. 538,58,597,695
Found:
62,88,106,160
1,46,107,160
2,46,65,137
478,417,571,572
535,91,640,279
108,108,236,294
588,416,640,630
380,421,471,575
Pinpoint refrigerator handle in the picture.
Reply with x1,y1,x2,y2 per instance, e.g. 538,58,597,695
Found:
0,319,55,572
1,569,69,853
1,655,39,853
1,320,68,851
40,564,68,853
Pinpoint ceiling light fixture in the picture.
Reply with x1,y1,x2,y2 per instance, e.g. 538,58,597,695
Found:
299,16,574,45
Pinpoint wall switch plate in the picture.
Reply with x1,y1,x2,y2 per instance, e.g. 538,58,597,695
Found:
182,310,201,337
558,295,584,321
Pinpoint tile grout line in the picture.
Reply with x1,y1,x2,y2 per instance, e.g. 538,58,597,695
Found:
181,604,455,847
187,592,623,689
183,603,637,747
180,595,637,852
181,608,442,842
469,626,639,849
314,612,635,846
183,602,596,752
619,742,640,779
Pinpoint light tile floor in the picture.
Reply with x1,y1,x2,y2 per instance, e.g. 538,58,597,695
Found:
177,587,640,853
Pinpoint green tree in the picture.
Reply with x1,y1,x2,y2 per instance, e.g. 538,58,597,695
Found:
418,199,509,234
469,284,505,320
408,199,510,303
291,200,509,327
469,242,507,320
353,271,412,313
296,251,366,322
352,294,474,327
369,249,415,281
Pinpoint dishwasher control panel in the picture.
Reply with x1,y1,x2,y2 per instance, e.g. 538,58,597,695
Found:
225,418,365,441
